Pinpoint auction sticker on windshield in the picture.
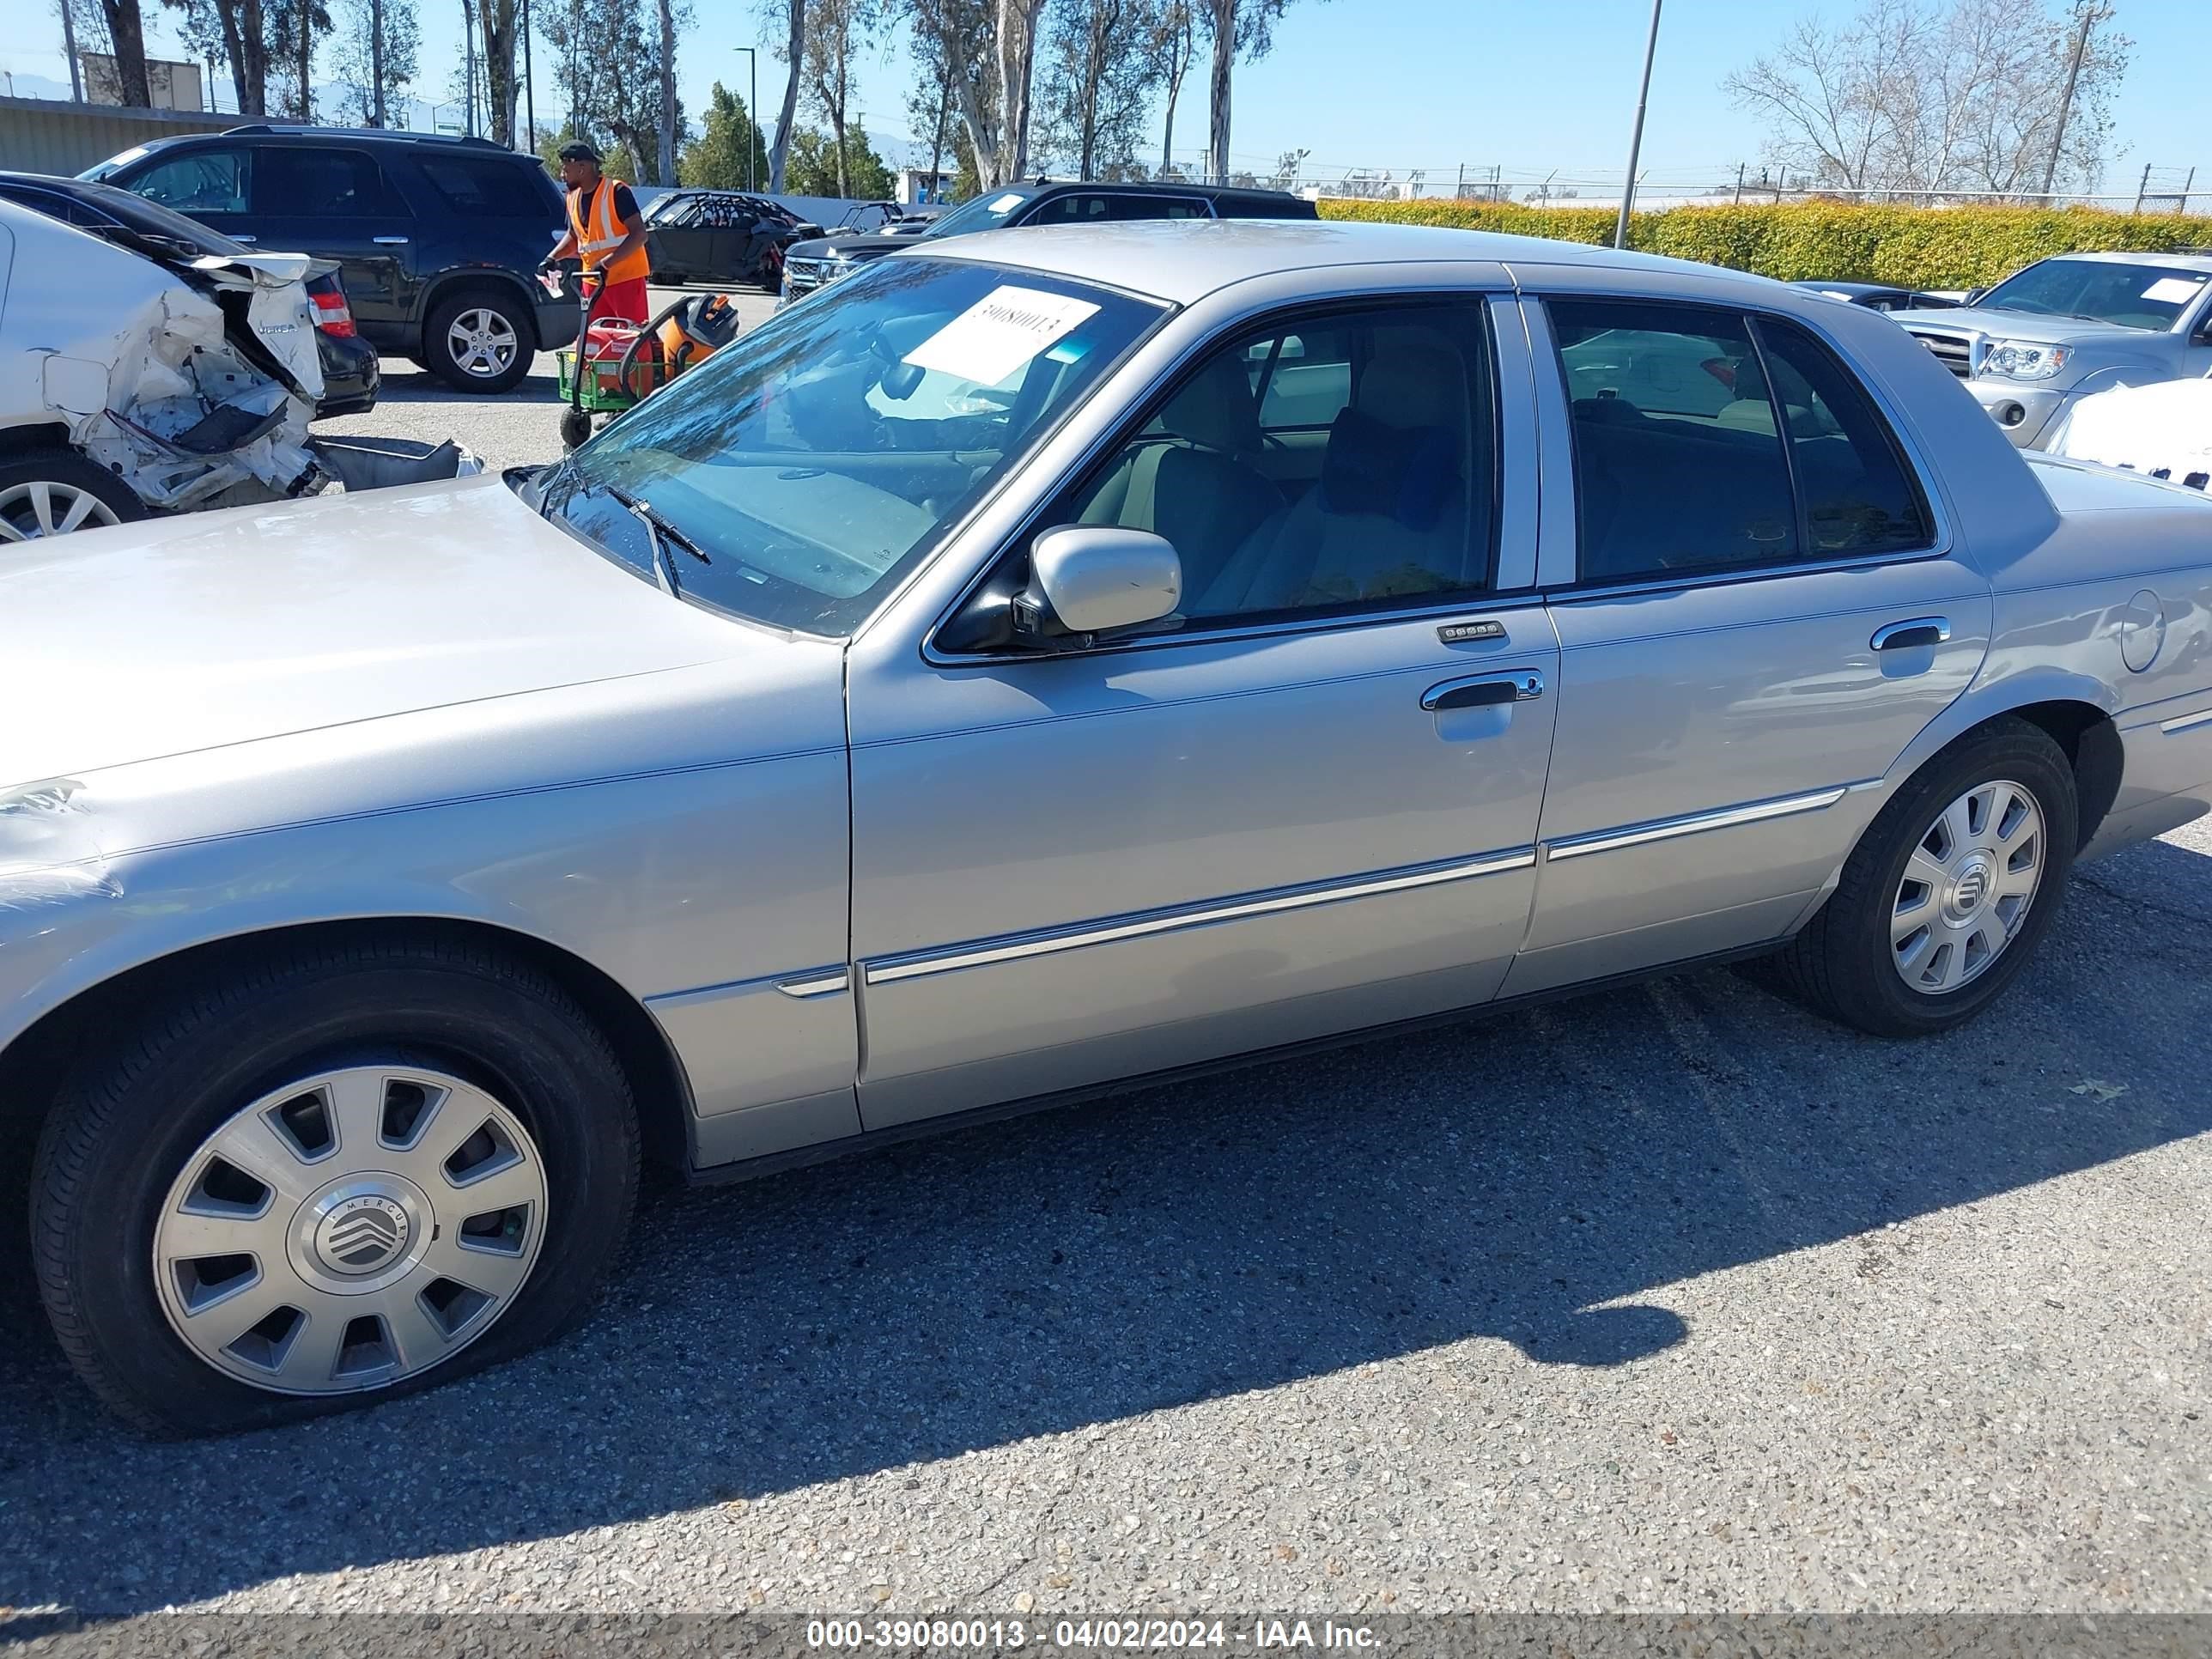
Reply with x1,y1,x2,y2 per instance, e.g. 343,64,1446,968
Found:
902,286,1103,386
2142,276,2208,305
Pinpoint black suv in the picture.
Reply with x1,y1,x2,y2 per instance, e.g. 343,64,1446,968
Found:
84,125,572,393
779,179,1319,304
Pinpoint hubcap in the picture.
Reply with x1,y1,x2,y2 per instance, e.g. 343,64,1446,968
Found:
0,479,121,542
1891,779,2045,995
152,1064,548,1396
447,307,520,378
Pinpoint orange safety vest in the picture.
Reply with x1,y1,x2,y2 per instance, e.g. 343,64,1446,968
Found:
568,177,651,284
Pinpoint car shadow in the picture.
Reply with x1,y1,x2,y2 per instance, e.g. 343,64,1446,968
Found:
368,364,565,404
2,834,2208,1618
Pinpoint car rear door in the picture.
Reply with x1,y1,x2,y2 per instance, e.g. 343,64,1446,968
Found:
246,144,417,332
843,277,1559,1129
1507,283,1993,996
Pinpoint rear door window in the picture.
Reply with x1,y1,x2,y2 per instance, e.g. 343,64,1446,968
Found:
1753,316,1934,555
412,155,551,218
253,147,396,217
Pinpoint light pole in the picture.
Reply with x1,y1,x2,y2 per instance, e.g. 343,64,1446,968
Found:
732,46,758,192
1613,0,1662,250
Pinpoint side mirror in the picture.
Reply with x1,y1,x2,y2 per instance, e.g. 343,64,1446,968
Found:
1963,287,1987,306
1018,526,1183,645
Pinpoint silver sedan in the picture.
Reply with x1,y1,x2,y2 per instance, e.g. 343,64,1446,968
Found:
6,221,2211,1434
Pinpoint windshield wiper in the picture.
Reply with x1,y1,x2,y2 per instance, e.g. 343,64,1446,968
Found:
604,483,710,595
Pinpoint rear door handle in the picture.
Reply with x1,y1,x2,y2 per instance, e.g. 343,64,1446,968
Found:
372,235,410,246
1871,617,1952,651
1422,670,1546,711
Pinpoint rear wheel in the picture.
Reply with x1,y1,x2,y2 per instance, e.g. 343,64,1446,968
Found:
424,289,533,393
31,936,638,1435
0,450,145,542
1777,718,2075,1036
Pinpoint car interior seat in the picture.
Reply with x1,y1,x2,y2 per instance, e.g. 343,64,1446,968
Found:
1194,338,1474,615
1078,353,1285,599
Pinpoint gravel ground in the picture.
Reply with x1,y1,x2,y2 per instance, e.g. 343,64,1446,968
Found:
1,324,2209,1623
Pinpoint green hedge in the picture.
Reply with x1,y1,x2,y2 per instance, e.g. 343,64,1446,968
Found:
1314,198,2212,290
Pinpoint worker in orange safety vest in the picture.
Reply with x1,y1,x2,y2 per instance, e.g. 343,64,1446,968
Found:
544,140,653,325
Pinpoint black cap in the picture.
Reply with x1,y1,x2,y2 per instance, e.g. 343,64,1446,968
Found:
557,140,602,164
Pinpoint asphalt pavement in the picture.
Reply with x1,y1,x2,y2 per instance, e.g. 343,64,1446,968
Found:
1,309,2208,1624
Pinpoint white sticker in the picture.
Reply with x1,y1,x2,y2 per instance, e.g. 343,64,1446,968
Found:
988,192,1026,213
902,285,1102,386
2142,276,2208,304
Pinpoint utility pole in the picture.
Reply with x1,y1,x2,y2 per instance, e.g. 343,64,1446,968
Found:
732,46,758,191
927,68,950,204
1614,0,1662,249
60,0,83,100
2040,0,2105,198
463,0,477,137
371,0,386,125
522,0,535,151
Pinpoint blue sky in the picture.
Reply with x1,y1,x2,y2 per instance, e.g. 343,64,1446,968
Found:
2,0,2203,197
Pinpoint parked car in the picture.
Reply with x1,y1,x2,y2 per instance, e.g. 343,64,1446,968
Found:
1890,252,2212,447
779,179,1320,303
82,125,575,393
0,169,380,418
643,188,821,291
1793,280,1961,313
2045,372,2212,487
8,221,2212,1434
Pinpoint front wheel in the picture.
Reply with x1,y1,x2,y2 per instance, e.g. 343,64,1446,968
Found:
31,936,638,1435
1777,717,2076,1036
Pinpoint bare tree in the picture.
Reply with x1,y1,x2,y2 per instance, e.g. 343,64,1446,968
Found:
331,0,419,122
1725,0,2130,198
905,0,1001,186
760,0,806,191
995,0,1047,183
476,0,523,143
1153,0,1193,178
1041,0,1161,179
97,0,152,103
1199,0,1294,186
802,0,872,196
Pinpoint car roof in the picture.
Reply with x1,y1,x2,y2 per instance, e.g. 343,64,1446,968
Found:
917,217,1760,305
126,125,536,156
2024,249,2212,274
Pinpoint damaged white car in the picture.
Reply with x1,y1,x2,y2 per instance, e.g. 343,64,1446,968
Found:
0,197,467,541
2045,372,2212,492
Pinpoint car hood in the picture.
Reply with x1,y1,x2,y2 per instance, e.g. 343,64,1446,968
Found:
1889,306,2169,346
787,230,912,263
1,474,759,791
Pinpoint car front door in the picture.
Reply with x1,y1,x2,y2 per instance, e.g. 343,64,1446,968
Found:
844,282,1560,1128
1505,288,1994,996
245,145,417,331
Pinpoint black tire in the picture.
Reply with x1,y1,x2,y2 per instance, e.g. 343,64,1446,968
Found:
559,406,594,451
1777,716,2076,1036
423,288,536,393
0,449,146,537
30,934,638,1436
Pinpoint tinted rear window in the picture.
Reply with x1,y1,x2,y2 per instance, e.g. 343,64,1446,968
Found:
415,155,557,219
1212,194,1318,220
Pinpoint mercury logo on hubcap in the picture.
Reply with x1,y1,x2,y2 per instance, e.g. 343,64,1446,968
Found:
315,1194,410,1274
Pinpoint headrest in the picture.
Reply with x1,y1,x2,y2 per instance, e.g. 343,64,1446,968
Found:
1320,404,1456,529
1353,343,1459,431
1158,355,1262,454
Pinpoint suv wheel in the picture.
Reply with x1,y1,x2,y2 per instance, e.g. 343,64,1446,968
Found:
31,936,639,1434
425,289,533,393
0,450,145,540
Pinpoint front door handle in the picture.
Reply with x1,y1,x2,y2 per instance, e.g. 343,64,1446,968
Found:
372,235,410,246
1422,670,1546,712
1872,617,1952,651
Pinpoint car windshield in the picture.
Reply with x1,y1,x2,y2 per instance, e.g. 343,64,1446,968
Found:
77,145,149,182
540,257,1161,634
920,187,1038,240
1978,259,2211,331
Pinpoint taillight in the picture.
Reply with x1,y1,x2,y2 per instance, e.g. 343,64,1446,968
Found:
310,288,356,337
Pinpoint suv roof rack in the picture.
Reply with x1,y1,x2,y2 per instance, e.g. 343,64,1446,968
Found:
221,123,514,150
